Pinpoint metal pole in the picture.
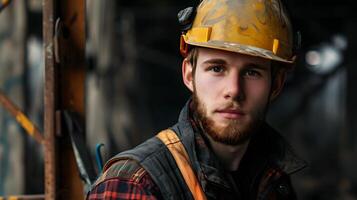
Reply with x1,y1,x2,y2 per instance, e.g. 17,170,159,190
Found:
43,0,56,199
43,0,86,199
56,0,86,198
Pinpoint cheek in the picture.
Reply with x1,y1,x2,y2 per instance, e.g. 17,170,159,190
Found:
245,80,271,103
194,76,221,111
195,73,219,95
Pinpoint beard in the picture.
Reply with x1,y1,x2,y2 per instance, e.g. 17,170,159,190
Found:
192,90,267,146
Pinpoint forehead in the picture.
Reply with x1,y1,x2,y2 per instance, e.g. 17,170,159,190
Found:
197,47,271,68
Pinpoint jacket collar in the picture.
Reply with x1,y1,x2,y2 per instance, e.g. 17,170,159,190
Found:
176,99,307,190
175,100,234,191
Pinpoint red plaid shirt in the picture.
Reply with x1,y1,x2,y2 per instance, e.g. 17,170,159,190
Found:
87,159,162,200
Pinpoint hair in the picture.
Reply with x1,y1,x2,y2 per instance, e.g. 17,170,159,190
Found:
186,47,199,77
271,61,287,82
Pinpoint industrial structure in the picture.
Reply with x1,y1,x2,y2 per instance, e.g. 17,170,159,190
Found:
0,0,356,199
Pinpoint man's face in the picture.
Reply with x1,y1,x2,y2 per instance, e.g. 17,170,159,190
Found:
183,48,284,145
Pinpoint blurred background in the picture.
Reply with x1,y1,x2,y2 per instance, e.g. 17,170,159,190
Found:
0,0,356,199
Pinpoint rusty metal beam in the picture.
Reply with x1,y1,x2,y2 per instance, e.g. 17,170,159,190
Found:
43,0,57,199
56,0,86,199
43,0,86,199
57,1,85,115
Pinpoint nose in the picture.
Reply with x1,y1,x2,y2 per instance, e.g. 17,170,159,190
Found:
223,73,244,101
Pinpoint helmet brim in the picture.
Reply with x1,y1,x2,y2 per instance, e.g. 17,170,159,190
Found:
186,40,295,65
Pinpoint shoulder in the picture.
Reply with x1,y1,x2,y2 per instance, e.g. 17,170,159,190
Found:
95,159,148,186
114,135,167,163
88,159,162,199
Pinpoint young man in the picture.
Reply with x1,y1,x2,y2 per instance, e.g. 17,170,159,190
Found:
87,0,306,199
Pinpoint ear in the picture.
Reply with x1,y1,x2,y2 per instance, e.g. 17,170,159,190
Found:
270,69,287,101
182,58,194,92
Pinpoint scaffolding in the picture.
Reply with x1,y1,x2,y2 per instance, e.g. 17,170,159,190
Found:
0,0,89,199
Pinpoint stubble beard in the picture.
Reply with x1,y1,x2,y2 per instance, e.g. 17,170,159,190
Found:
192,90,267,146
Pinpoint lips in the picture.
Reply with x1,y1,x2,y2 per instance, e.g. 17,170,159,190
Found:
216,108,245,119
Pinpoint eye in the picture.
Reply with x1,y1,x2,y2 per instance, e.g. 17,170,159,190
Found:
244,70,261,78
209,65,225,73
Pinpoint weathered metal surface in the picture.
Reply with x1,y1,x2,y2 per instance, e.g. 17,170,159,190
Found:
57,0,85,115
44,0,86,198
56,0,86,199
43,0,56,199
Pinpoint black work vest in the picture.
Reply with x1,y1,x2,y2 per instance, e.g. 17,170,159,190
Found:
105,124,197,199
104,101,306,200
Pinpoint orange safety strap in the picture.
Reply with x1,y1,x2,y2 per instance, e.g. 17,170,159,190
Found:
156,130,207,200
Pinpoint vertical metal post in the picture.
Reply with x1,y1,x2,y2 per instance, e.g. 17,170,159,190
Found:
43,0,86,199
56,0,86,199
43,0,56,199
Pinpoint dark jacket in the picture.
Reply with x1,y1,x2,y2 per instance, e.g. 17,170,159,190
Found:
104,101,307,200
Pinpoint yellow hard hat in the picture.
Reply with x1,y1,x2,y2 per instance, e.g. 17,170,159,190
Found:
179,0,297,64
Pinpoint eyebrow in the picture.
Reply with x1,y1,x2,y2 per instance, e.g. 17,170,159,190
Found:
202,58,269,70
244,63,270,70
202,58,227,65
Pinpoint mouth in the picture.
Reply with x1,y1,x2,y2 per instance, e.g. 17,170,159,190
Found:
215,108,245,119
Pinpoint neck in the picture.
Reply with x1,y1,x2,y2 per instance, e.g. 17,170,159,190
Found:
206,135,250,171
